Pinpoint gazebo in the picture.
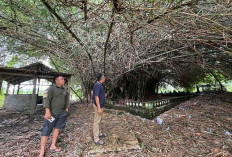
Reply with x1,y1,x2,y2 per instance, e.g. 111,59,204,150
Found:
0,62,72,117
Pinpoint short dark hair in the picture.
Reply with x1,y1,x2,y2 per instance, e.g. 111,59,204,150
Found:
54,75,64,81
97,73,104,81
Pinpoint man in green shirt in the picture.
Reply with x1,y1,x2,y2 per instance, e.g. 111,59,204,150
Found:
39,76,69,157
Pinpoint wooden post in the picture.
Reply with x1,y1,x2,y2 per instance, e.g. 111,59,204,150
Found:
5,82,10,95
30,77,37,118
37,78,40,95
13,85,15,95
4,82,10,108
67,77,71,108
17,83,20,94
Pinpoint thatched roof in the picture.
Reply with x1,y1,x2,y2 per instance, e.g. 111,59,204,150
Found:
0,62,72,85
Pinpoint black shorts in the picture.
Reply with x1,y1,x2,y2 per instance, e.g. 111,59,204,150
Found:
41,111,68,136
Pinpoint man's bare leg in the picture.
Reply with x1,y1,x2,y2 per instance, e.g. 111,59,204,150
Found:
50,128,61,151
39,136,49,157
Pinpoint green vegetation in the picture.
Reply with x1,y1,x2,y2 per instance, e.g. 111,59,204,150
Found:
0,88,5,108
224,81,232,92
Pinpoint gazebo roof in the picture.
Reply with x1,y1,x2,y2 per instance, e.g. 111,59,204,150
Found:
0,62,72,85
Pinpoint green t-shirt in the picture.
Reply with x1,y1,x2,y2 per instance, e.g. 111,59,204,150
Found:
43,85,69,115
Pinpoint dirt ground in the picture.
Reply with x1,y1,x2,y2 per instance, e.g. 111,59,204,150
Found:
0,93,232,157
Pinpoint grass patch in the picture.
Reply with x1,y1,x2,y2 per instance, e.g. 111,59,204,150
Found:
0,91,4,108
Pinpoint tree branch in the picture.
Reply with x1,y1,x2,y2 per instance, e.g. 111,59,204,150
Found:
41,0,96,75
103,11,115,74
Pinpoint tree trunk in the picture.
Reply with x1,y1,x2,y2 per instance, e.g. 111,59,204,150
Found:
0,80,2,94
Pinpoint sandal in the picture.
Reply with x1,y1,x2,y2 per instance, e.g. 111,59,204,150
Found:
99,133,107,138
50,147,61,152
95,139,104,145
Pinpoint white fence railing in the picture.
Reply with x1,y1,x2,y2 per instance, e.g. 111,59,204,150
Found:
105,95,194,119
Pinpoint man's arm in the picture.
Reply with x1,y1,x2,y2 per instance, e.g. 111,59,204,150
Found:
95,96,102,114
43,87,52,119
65,90,70,112
44,108,52,119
